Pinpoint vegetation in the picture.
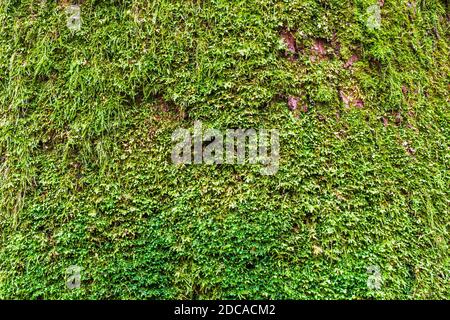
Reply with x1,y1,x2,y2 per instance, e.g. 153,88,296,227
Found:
0,0,448,299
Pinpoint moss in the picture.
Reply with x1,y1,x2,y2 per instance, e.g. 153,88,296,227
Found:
0,0,448,299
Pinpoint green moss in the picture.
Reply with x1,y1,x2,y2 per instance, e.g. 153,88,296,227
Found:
0,0,448,299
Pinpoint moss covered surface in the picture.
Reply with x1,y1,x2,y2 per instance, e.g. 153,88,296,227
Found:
0,0,448,299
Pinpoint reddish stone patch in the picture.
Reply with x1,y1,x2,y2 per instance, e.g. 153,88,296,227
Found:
280,29,297,55
310,39,328,62
343,55,359,69
287,96,299,110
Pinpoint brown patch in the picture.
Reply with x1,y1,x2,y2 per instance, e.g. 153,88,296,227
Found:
402,85,408,96
343,54,359,69
280,29,298,59
381,117,388,127
378,0,385,7
149,96,186,123
394,112,403,125
310,39,328,62
369,58,382,74
354,99,364,108
432,27,440,39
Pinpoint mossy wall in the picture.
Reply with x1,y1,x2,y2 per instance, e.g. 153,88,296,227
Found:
0,0,448,299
